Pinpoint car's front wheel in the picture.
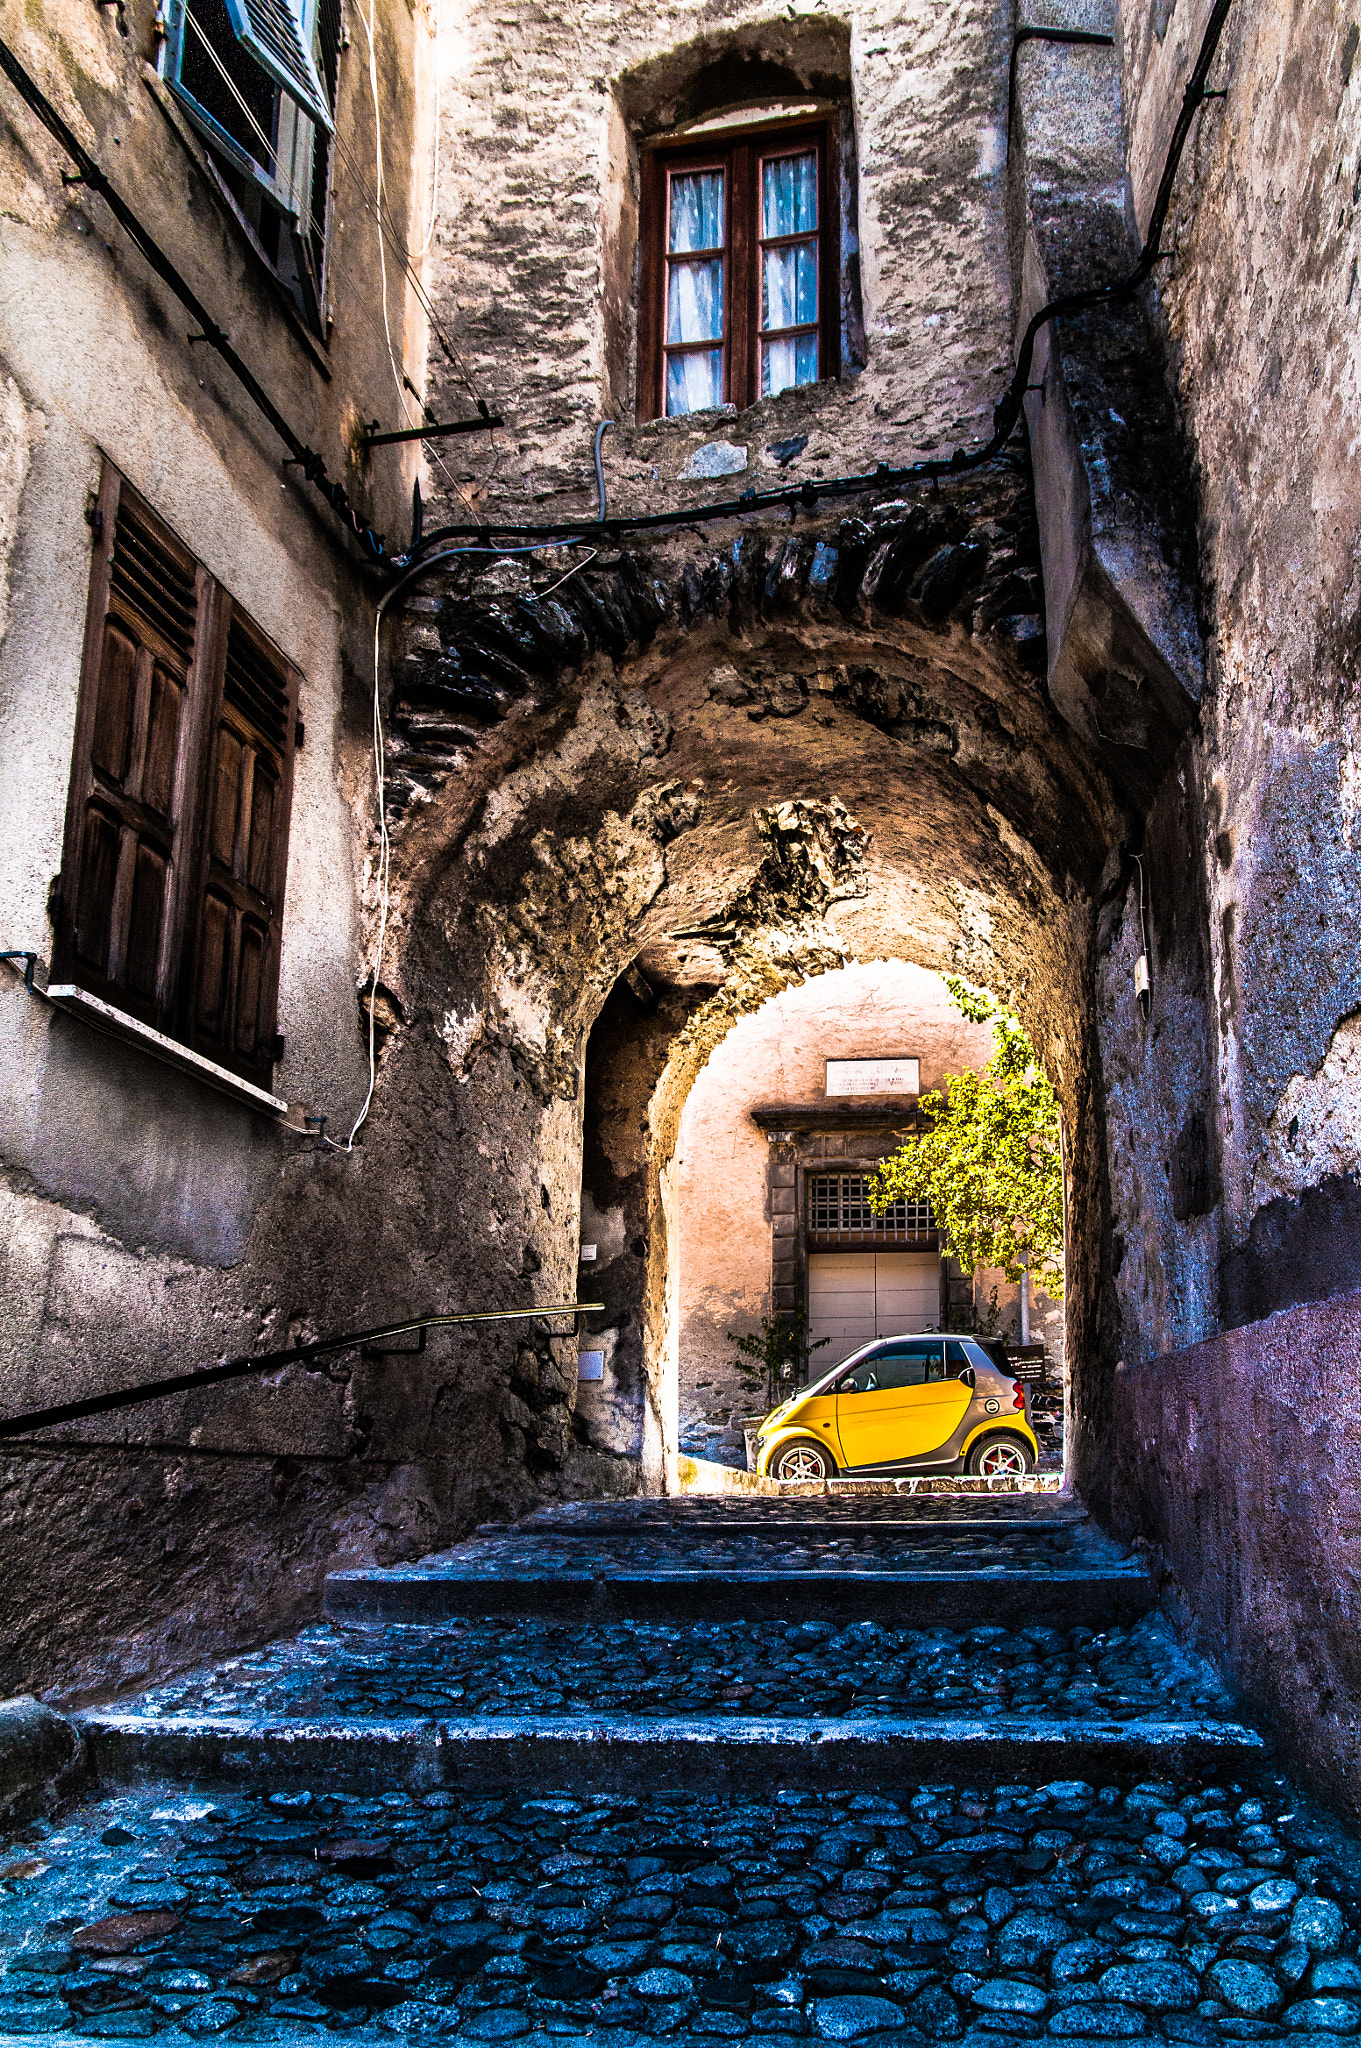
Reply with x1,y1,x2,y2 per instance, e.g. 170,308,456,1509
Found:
965,1431,1034,1479
770,1438,836,1483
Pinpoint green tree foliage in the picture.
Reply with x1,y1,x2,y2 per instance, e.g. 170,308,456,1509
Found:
868,978,1064,1299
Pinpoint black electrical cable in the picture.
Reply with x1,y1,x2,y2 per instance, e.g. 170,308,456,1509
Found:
406,0,1234,558
0,34,392,564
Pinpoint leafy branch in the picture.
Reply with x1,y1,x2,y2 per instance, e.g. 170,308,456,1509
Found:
868,977,1064,1300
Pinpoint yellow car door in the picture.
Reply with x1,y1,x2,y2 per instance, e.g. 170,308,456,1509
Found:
834,1339,972,1469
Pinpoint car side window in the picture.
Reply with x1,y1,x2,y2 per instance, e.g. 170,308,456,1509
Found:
960,1339,998,1373
841,1341,944,1393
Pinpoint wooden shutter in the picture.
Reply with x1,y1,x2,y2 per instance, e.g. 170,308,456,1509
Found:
54,467,213,1032
184,602,299,1087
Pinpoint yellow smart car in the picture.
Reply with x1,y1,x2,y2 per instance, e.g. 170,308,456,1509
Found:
755,1333,1038,1483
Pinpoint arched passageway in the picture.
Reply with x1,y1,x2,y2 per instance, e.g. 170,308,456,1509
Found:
661,959,1064,1466
363,459,1128,1517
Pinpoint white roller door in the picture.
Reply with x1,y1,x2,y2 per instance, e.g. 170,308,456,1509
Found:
806,1250,940,1371
874,1251,942,1331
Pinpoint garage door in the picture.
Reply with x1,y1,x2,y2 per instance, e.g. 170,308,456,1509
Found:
806,1251,941,1372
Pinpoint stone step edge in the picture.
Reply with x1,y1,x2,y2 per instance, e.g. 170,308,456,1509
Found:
322,1568,1153,1625
327,1565,1151,1586
75,1709,1263,1795
501,1518,1091,1537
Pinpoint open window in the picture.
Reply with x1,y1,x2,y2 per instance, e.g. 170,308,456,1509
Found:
637,116,842,420
51,464,300,1093
163,0,341,330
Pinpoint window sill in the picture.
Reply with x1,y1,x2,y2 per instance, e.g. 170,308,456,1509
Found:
45,986,290,1118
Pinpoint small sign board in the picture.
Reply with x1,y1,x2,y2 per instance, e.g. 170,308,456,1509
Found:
577,1351,605,1382
825,1057,920,1097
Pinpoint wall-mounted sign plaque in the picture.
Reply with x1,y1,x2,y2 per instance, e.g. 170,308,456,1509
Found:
825,1057,920,1097
577,1352,605,1381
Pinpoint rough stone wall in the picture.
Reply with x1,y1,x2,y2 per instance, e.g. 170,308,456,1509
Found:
579,976,708,1486
1095,0,1361,1806
423,0,1016,523
1117,0,1361,1324
375,460,1119,1500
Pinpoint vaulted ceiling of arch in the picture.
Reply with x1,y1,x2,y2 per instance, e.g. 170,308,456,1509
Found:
374,460,1126,1121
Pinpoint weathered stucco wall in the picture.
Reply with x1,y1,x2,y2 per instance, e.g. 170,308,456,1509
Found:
0,0,447,1699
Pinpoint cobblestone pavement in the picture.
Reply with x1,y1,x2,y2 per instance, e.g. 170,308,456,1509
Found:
2,1767,1356,2046
396,1514,1127,1584
98,1614,1231,1728
516,1498,1075,1529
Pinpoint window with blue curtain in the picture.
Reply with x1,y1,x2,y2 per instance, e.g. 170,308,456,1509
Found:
642,120,838,421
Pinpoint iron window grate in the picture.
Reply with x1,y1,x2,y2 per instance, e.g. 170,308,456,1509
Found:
809,1174,932,1241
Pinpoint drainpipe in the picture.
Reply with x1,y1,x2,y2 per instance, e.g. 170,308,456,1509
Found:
1019,1256,1031,1346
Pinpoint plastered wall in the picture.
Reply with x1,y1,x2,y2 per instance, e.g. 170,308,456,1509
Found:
0,0,448,1698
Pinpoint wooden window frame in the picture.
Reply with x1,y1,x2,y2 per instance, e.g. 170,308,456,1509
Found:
52,462,300,1093
638,115,841,423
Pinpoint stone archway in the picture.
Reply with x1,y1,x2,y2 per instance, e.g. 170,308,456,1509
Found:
351,454,1131,1529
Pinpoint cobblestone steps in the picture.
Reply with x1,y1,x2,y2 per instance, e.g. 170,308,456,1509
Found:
2,1763,1357,2048
323,1501,1152,1629
0,1494,1332,2047
71,1606,1263,1798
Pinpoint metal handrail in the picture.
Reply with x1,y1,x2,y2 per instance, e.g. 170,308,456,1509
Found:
0,1302,604,1441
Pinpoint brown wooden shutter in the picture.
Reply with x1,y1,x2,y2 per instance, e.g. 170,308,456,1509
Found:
184,602,299,1086
54,467,213,1032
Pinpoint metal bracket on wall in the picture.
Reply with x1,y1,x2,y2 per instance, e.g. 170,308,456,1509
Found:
361,1325,427,1361
358,413,503,450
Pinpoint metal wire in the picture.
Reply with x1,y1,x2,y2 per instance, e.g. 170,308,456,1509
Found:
0,0,1235,572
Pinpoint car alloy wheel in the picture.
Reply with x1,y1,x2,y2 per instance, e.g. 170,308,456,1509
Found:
966,1432,1034,1479
772,1439,832,1483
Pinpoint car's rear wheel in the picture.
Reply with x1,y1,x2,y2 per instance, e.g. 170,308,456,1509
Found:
771,1438,836,1483
965,1431,1034,1479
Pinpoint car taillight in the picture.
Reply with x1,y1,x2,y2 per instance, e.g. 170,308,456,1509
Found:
1012,1380,1026,1411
